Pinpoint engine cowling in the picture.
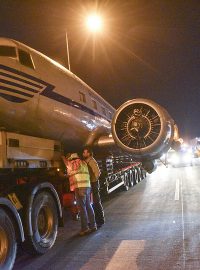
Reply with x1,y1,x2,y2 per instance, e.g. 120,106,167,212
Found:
111,99,175,161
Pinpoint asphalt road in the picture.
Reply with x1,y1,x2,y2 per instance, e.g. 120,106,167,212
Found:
14,160,200,270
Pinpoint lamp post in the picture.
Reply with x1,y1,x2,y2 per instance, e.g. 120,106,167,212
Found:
66,31,71,71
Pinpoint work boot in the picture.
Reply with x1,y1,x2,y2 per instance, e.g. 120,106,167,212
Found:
79,228,91,236
90,226,97,233
97,221,105,228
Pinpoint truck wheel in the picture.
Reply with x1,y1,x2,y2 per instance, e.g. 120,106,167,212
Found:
25,191,58,255
129,172,134,187
123,174,129,191
0,208,17,270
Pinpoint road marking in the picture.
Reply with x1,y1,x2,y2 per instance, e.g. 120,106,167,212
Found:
105,240,145,270
175,176,186,268
180,177,186,269
175,178,180,200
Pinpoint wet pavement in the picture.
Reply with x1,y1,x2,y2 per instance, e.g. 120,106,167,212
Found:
14,161,200,270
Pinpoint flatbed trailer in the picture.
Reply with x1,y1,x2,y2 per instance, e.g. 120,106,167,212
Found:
98,156,146,195
0,131,145,270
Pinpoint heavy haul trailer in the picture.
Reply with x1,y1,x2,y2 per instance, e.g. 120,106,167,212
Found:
98,156,146,195
0,131,64,270
0,131,144,270
0,37,180,270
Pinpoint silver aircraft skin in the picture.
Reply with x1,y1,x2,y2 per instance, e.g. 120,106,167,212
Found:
0,38,115,151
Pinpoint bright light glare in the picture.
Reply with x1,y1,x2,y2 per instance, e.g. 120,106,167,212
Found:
161,154,165,159
183,154,192,163
170,152,192,165
171,154,179,164
182,143,188,148
86,14,103,32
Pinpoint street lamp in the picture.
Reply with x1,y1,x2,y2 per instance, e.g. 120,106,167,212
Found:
86,14,103,33
65,13,103,70
85,13,103,61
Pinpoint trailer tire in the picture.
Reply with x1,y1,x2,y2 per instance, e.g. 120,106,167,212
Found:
123,174,129,191
141,168,147,180
129,171,134,187
135,168,141,183
24,191,58,255
132,169,137,185
0,208,17,270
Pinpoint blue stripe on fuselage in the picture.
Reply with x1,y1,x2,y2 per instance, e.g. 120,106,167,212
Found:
0,64,111,122
0,64,45,85
0,92,27,103
0,78,40,93
0,85,33,97
0,71,43,89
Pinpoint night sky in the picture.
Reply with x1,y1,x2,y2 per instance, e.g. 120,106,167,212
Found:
0,0,200,139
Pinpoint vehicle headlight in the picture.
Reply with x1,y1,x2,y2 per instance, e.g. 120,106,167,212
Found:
183,154,192,162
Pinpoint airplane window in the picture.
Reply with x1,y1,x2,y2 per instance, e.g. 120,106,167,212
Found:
92,100,97,110
101,107,106,116
109,111,112,119
79,91,86,103
0,46,16,57
18,49,34,69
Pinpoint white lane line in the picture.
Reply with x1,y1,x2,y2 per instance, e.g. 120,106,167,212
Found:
175,178,180,201
180,177,186,269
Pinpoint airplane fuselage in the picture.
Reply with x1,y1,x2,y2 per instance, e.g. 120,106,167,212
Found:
0,38,115,151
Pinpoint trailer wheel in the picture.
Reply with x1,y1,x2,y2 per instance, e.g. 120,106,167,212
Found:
129,171,134,187
25,191,58,255
141,168,147,179
0,208,17,270
123,174,129,191
135,168,141,183
132,169,137,185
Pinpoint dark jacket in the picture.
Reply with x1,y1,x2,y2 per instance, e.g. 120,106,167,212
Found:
86,157,100,183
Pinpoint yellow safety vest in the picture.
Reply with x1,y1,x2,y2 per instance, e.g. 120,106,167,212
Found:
70,160,91,189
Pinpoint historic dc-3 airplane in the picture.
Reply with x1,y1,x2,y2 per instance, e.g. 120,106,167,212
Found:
0,37,179,172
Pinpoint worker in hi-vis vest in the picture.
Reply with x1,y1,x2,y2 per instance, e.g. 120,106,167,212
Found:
62,153,97,236
82,147,105,228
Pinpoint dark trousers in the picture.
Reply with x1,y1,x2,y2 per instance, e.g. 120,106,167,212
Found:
91,181,105,225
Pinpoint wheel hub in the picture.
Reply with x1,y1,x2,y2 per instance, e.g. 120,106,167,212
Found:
0,226,8,265
127,115,151,139
37,206,53,240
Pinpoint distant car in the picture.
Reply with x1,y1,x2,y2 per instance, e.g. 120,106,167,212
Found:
167,149,193,167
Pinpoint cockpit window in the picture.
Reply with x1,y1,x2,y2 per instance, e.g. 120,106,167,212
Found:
92,99,97,110
79,91,86,103
18,49,34,69
0,46,17,57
